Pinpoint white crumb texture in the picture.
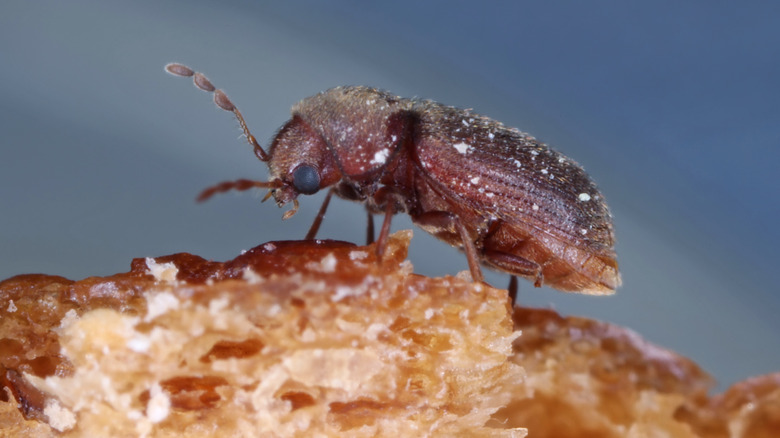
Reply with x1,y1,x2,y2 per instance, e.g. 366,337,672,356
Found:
43,399,76,432
349,250,369,261
243,267,263,283
306,252,337,273
145,258,179,283
144,290,181,322
146,383,171,423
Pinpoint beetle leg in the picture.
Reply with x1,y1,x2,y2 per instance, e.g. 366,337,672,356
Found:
304,188,335,240
366,210,375,245
508,275,518,307
482,249,543,287
375,201,395,262
372,187,407,262
411,211,485,283
197,179,282,202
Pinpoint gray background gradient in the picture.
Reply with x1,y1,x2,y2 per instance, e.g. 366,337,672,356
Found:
1,1,778,391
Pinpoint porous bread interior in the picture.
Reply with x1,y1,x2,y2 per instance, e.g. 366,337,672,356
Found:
1,231,526,437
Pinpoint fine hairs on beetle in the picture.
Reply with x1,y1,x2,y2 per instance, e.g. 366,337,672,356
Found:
165,63,620,301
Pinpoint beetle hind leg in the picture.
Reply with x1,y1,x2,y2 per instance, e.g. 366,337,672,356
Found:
508,275,518,307
483,248,543,288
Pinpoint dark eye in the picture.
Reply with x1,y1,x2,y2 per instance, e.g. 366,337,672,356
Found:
292,165,321,194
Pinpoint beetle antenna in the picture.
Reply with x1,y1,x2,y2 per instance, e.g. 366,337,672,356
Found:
165,63,270,162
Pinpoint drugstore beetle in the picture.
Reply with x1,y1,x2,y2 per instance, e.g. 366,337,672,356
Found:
165,63,620,296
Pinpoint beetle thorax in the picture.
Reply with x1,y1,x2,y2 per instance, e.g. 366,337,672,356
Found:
293,87,413,178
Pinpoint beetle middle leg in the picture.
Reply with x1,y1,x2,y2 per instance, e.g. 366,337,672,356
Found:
370,187,409,262
366,210,375,245
411,211,485,283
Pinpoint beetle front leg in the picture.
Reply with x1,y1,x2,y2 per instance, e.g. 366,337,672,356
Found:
304,188,335,240
411,211,485,283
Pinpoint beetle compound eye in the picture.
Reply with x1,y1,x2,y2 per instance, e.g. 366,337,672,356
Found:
292,165,321,195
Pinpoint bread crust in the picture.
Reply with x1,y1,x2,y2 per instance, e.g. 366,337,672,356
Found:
1,231,778,437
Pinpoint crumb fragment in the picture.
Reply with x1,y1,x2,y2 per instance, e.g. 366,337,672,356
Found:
43,399,76,432
145,258,179,283
146,383,170,423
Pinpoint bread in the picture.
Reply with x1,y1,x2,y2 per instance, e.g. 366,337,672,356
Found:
1,231,778,437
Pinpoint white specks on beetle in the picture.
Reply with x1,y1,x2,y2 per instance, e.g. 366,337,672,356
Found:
578,193,592,202
461,119,469,127
580,228,588,235
470,176,480,184
488,132,495,140
453,142,471,154
532,203,539,211
371,148,390,165
263,243,276,251
541,168,549,175
512,159,522,168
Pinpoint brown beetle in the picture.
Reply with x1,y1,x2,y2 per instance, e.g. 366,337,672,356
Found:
165,63,620,296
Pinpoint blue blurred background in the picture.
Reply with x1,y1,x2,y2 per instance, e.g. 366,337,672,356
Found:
1,1,778,390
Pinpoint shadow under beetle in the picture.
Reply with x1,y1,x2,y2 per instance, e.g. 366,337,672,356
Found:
165,63,620,298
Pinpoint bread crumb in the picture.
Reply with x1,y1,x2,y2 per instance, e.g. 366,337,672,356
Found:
43,399,76,432
144,291,181,322
283,348,384,392
145,257,179,283
306,252,338,273
146,383,170,423
243,267,263,283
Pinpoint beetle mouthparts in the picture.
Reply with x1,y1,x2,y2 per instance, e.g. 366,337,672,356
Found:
282,199,300,220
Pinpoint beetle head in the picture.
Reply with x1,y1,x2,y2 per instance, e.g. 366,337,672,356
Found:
266,115,343,216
